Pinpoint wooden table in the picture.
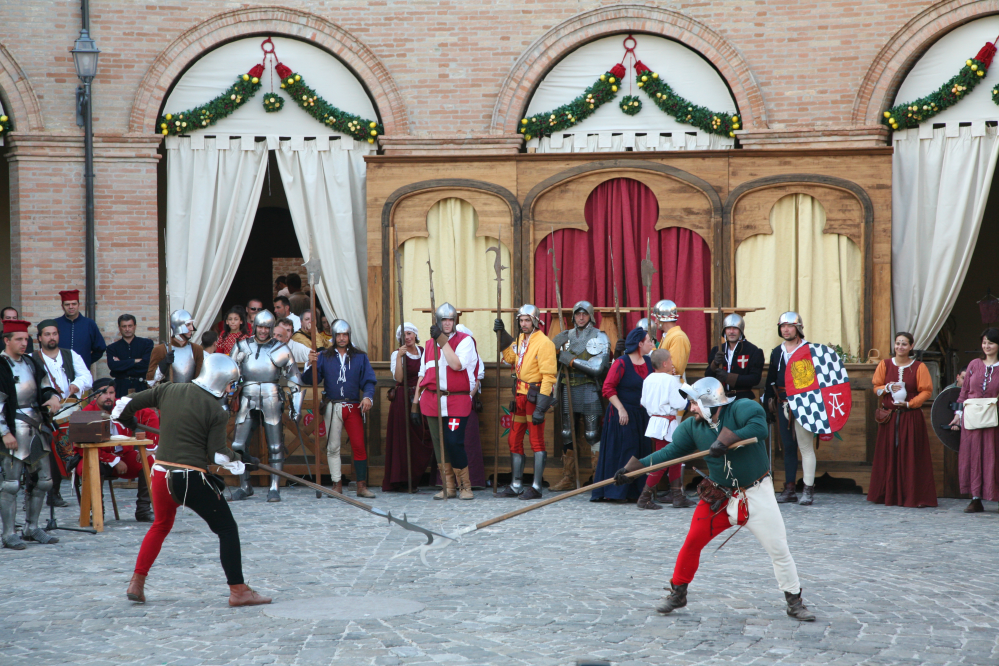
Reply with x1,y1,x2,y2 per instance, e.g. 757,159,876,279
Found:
78,438,154,532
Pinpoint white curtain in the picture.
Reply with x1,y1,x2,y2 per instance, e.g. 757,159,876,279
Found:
532,131,733,153
273,138,372,350
165,136,269,339
892,125,999,348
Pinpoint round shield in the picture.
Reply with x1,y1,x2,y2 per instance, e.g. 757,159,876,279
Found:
585,336,608,356
930,385,962,452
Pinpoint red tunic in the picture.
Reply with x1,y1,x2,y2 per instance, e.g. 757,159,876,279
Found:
419,331,472,417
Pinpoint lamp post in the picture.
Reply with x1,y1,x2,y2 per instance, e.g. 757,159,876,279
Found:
71,2,100,320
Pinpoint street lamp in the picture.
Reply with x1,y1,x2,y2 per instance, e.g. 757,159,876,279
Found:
72,21,100,320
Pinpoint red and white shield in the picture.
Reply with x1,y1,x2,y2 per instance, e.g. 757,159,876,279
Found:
735,354,749,369
784,343,851,435
448,418,460,431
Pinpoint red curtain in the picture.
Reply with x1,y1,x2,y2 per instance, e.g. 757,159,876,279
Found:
534,177,711,363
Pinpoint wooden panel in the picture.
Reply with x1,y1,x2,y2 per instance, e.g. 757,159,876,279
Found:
391,188,515,247
732,184,865,247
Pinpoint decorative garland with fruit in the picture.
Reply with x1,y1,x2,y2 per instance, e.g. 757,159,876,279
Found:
156,38,382,144
882,41,997,131
518,36,740,141
0,111,12,139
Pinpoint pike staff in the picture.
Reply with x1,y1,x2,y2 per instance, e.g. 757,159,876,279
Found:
609,234,624,348
394,249,413,493
426,259,448,501
485,229,507,494
549,227,581,489
303,245,325,497
641,238,657,343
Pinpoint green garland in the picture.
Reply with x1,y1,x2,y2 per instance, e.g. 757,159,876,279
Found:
518,71,621,140
157,74,262,136
262,93,284,113
883,56,989,131
279,72,382,144
636,69,739,137
0,112,12,139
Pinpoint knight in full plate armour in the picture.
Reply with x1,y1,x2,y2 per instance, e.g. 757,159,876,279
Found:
0,319,62,549
228,310,304,503
147,309,205,386
549,301,610,490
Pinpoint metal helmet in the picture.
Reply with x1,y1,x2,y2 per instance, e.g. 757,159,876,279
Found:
516,304,543,329
681,376,734,422
169,309,196,337
722,313,746,337
192,353,241,398
636,317,649,331
434,302,458,326
253,309,276,330
332,319,351,336
777,311,804,337
572,300,595,327
652,299,679,323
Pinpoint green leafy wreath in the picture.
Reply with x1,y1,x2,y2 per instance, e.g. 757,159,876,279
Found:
277,67,382,143
883,41,996,131
0,111,12,139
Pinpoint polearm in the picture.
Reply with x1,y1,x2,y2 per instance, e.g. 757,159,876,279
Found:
426,259,448,501
641,239,657,344
609,234,624,349
485,229,507,494
447,438,759,536
303,245,325,498
549,227,582,490
394,249,413,493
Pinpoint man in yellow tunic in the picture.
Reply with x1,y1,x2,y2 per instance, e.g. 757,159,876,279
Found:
653,300,691,379
493,305,557,499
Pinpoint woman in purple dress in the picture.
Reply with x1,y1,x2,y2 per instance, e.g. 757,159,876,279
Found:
382,324,434,492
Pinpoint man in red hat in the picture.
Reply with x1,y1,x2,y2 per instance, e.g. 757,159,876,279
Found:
55,289,106,369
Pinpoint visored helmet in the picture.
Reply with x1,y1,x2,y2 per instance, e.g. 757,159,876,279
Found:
722,313,746,337
572,300,595,326
253,310,276,330
192,353,241,398
516,304,542,329
434,302,458,326
681,376,734,422
652,299,679,323
169,309,196,337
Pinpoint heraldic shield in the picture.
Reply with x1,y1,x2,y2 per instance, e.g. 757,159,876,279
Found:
785,343,852,434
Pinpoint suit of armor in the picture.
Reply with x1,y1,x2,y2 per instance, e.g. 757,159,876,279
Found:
0,352,60,549
551,312,611,453
229,337,304,502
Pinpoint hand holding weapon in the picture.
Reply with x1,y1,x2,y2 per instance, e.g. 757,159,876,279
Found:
303,243,324,497
485,230,507,494
426,258,448,501
549,227,581,489
395,249,414,493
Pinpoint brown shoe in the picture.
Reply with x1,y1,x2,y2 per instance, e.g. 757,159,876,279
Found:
454,467,474,500
228,584,272,607
433,464,456,500
776,481,798,504
550,450,577,491
126,573,146,603
518,486,542,500
356,481,376,499
333,480,342,495
965,498,984,513
637,486,662,510
670,478,695,508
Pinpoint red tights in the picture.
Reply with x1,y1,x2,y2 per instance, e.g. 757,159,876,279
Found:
645,438,682,487
671,498,747,585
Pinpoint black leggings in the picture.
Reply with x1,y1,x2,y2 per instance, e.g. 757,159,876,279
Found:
136,469,243,585
428,415,469,469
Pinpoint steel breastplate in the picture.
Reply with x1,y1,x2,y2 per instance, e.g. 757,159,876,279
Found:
239,340,282,383
11,358,38,408
171,344,197,383
567,326,600,356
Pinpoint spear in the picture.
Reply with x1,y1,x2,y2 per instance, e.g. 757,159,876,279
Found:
485,229,507,494
549,227,581,490
641,238,658,345
303,242,325,498
609,234,624,351
394,249,413,493
426,259,448,501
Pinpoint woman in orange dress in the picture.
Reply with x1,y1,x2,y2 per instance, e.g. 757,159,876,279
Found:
867,332,937,508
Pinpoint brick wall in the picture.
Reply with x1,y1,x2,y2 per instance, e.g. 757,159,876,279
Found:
272,257,304,301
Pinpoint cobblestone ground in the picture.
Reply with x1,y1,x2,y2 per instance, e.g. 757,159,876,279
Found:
1,485,997,666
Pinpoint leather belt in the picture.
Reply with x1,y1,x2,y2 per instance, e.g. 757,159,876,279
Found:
156,460,207,473
651,414,676,421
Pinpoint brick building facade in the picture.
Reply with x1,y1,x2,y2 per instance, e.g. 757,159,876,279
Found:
0,0,987,346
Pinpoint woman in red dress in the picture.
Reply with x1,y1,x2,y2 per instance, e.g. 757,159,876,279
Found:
215,308,248,356
382,323,434,492
949,328,999,513
867,332,937,508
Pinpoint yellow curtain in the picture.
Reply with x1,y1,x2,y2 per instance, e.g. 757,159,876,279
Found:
402,198,512,362
736,193,862,355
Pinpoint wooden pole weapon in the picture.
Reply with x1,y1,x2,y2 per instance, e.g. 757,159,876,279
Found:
485,229,507,495
549,227,582,490
303,245,325,497
641,238,657,345
394,249,413,493
426,259,448,501
609,233,624,349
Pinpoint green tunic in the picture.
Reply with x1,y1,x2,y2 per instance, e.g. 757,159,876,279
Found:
120,382,237,470
640,399,770,489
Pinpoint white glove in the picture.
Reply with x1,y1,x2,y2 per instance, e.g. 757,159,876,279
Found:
110,396,133,421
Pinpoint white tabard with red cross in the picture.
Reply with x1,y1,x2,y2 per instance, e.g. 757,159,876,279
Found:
418,331,476,418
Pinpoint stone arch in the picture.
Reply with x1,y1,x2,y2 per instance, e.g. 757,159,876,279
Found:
0,43,43,132
129,6,408,136
491,4,767,136
853,0,999,126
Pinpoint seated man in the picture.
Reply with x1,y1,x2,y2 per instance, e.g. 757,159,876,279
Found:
77,378,160,522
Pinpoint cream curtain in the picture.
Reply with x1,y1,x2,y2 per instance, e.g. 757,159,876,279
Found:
164,136,269,340
273,139,372,350
533,131,733,153
401,198,512,361
736,194,862,355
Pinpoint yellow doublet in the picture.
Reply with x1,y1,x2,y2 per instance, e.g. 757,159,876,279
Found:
658,325,691,376
501,330,557,397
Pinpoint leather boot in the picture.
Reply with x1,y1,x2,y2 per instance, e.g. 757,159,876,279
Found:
333,480,343,495
433,464,456,500
455,467,474,500
356,480,375,499
785,590,816,621
637,486,662,510
776,481,798,503
799,484,815,506
964,498,984,513
126,573,146,603
135,474,154,522
228,584,272,607
670,478,695,508
550,449,577,491
656,582,688,614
